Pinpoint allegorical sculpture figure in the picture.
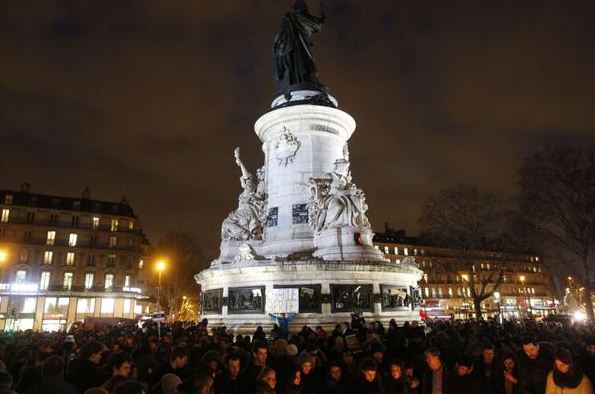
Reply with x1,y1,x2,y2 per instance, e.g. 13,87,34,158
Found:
274,0,326,94
308,157,371,233
221,148,267,241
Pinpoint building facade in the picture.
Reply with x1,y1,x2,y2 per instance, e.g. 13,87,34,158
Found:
373,228,555,319
0,185,151,331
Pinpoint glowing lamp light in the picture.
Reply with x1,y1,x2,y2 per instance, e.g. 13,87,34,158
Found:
155,260,166,272
0,250,8,262
493,291,501,300
573,311,586,323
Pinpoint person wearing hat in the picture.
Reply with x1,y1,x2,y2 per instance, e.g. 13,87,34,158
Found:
545,348,593,394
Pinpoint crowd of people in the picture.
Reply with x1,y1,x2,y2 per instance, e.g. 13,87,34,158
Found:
0,315,593,394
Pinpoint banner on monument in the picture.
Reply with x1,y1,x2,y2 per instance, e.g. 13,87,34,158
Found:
266,288,299,313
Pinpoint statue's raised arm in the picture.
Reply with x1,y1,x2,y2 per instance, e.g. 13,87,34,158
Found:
234,147,250,181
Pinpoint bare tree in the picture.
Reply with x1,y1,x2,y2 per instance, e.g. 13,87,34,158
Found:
519,144,595,320
419,185,513,319
152,232,207,318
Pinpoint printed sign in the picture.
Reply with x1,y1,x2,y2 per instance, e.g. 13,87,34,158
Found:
266,288,299,313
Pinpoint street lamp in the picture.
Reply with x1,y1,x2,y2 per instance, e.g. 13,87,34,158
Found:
155,260,167,312
493,291,502,324
519,275,532,315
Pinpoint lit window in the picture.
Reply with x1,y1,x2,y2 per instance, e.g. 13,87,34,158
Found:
101,298,115,314
124,275,130,287
404,247,409,256
68,233,77,247
438,287,443,297
431,288,436,297
109,236,117,248
138,259,144,269
92,217,100,229
128,221,134,230
1,209,9,223
424,287,429,297
110,219,118,232
22,297,37,313
423,274,428,283
4,194,13,204
15,270,27,283
394,247,398,255
395,259,401,264
19,249,28,263
384,246,389,254
414,249,418,256
84,273,94,289
63,273,73,290
77,298,95,314
448,288,453,297
66,252,75,266
374,245,379,250
105,274,114,289
46,231,56,245
123,299,131,314
40,272,51,290
43,251,53,264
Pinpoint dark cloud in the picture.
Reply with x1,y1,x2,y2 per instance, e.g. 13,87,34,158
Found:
1,0,594,257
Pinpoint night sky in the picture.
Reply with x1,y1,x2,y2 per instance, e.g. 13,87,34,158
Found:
1,0,594,257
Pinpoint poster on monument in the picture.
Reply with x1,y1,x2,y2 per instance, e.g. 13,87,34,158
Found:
266,288,299,313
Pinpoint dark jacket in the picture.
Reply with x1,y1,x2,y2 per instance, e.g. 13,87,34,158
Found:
214,370,245,394
517,351,553,394
351,376,385,394
67,358,103,393
450,372,480,394
27,375,77,394
421,365,452,394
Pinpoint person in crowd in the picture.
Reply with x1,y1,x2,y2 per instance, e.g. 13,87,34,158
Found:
502,353,520,394
0,371,15,394
102,352,134,392
297,352,321,393
517,336,553,394
245,341,269,393
451,356,478,394
384,359,408,394
28,355,77,394
214,352,243,394
161,346,189,382
545,348,593,394
421,347,451,394
326,361,347,394
112,380,147,394
68,340,105,393
255,368,277,394
581,337,595,385
476,343,501,394
160,373,182,394
352,357,384,394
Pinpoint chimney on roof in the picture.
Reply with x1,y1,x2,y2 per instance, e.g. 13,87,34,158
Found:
20,183,30,193
82,186,91,199
120,196,129,206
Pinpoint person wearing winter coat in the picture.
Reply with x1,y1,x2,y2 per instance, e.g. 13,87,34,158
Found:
545,348,593,394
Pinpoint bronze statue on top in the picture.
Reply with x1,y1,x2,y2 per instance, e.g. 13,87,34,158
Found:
274,0,326,96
